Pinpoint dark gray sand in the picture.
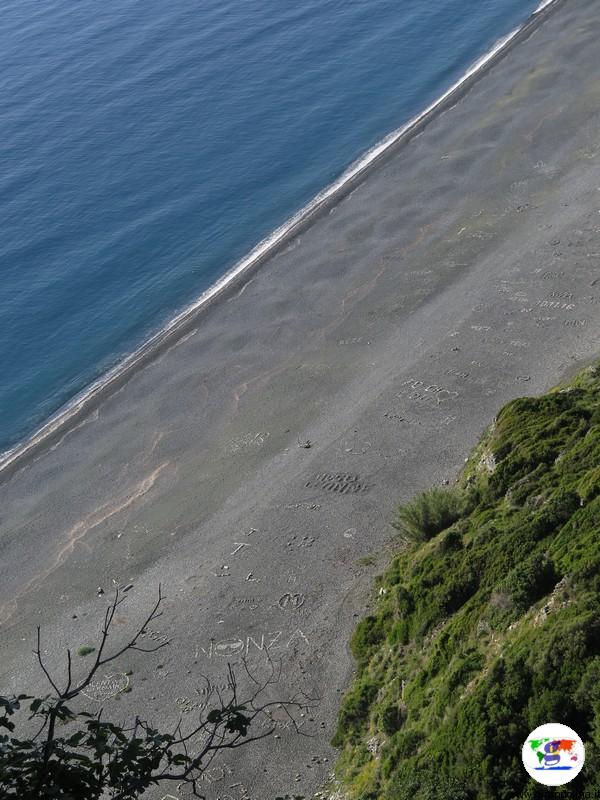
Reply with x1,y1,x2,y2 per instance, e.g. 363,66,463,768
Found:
2,1,600,796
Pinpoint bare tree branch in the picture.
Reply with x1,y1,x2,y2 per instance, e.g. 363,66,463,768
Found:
34,627,60,696
67,585,167,701
3,585,320,800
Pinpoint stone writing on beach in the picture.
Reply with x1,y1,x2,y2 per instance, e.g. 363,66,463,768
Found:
383,410,422,425
278,592,305,609
225,432,270,454
194,629,310,659
396,378,459,404
228,596,262,610
540,270,565,280
81,673,130,703
139,628,170,645
537,300,575,310
444,367,487,387
217,783,253,800
337,337,370,346
230,542,251,556
305,472,370,494
175,695,207,715
438,415,457,427
273,501,322,511
287,534,317,548
199,763,234,785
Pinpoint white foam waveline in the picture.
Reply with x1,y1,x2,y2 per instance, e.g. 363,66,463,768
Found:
535,0,558,11
0,0,562,476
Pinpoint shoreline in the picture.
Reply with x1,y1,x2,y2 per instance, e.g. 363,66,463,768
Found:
0,0,564,485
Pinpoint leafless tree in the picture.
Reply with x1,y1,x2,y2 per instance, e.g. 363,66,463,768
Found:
0,586,318,799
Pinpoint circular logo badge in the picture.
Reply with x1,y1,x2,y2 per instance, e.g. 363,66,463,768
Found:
522,723,584,786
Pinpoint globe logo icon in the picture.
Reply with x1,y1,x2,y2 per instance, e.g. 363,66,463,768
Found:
522,723,585,786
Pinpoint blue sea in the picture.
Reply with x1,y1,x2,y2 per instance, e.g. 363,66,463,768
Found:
1,0,544,453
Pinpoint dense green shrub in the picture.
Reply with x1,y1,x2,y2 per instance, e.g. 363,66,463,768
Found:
350,615,387,666
379,702,407,735
333,677,379,745
499,554,558,615
393,488,463,542
577,465,600,503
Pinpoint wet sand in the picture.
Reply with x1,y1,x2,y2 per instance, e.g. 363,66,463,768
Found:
1,0,600,797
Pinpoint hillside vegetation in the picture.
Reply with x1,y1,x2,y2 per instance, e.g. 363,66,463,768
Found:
333,364,600,799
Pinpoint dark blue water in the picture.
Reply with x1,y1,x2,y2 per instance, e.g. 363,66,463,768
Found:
0,0,543,451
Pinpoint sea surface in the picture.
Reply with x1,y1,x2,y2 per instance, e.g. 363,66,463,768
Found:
1,0,544,453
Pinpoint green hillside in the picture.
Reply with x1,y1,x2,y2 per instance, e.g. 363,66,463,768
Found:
333,364,600,799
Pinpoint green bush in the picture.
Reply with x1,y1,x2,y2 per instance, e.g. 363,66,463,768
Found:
437,528,463,554
498,554,558,615
333,677,379,746
393,488,463,542
76,645,96,657
351,615,386,665
578,465,600,503
380,702,406,735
